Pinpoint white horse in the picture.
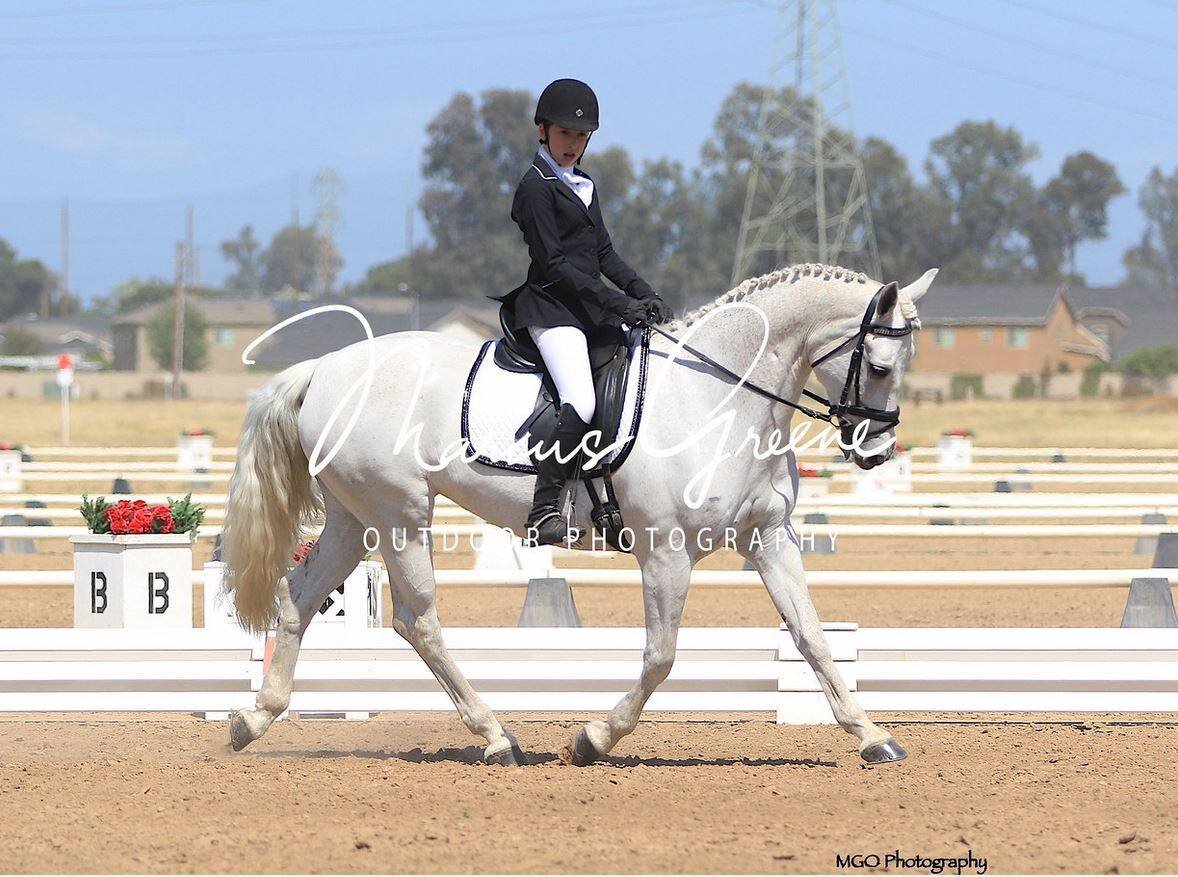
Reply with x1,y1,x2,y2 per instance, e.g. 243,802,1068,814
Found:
221,262,937,766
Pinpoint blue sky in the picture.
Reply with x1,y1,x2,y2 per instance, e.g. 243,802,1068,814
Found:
1,0,1175,304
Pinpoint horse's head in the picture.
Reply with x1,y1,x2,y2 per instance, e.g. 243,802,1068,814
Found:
808,268,937,469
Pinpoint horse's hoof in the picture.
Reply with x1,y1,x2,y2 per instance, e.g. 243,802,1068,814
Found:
860,738,908,764
485,732,528,767
228,711,257,752
560,727,600,767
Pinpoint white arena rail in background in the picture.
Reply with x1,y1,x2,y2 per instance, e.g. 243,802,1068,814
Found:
3,521,1177,541
0,625,1173,722
2,568,1176,589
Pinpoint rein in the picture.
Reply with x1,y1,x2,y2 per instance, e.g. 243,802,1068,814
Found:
646,284,913,438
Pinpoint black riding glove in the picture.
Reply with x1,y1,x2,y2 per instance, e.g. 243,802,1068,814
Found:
617,297,652,328
644,296,674,324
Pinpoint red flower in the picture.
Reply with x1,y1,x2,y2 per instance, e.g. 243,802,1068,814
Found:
799,465,819,478
104,499,176,534
292,539,317,564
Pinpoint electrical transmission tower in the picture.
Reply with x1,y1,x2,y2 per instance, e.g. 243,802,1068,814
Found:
312,167,342,296
731,0,880,285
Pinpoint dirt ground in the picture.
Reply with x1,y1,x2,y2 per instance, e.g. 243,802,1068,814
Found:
0,715,1173,874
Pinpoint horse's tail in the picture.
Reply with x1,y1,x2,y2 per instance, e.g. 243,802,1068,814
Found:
221,358,324,634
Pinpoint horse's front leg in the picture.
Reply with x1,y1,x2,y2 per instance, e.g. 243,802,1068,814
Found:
740,522,907,764
561,547,692,766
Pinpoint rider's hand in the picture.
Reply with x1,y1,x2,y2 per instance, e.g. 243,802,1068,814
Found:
618,297,652,328
644,295,674,324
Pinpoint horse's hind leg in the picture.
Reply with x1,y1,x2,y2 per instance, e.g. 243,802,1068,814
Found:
740,523,906,764
229,487,367,751
375,507,523,766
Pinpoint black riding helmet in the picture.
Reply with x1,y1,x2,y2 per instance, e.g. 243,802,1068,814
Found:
534,78,599,131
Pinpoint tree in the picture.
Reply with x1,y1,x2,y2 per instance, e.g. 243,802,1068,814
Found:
413,88,536,299
110,277,173,314
1042,152,1125,281
220,225,263,293
861,137,946,283
922,120,1040,281
1,325,44,355
147,303,209,371
261,224,339,294
348,256,411,296
0,238,53,322
1122,165,1178,291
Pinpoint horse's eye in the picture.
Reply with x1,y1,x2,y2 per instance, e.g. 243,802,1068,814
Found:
869,363,890,378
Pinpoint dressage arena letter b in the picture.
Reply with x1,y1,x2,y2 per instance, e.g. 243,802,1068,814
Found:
90,571,107,614
147,571,170,614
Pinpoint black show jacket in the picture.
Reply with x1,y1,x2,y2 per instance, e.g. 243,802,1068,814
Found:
488,151,656,334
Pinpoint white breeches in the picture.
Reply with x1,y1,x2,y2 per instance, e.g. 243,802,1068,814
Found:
526,324,596,424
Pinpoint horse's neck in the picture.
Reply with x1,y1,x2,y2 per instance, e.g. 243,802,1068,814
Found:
658,283,819,429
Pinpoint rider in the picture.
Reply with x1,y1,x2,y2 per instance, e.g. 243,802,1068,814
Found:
491,77,674,547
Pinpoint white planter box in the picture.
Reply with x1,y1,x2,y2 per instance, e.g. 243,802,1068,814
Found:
71,533,194,629
0,450,21,492
852,450,912,496
203,559,383,631
937,434,973,468
177,434,214,470
796,477,831,500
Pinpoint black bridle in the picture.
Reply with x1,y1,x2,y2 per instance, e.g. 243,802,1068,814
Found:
647,284,914,451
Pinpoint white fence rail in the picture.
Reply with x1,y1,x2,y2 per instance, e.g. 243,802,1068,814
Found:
1,567,1174,590
0,625,1173,721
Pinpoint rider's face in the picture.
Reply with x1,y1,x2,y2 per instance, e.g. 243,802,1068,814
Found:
540,124,590,166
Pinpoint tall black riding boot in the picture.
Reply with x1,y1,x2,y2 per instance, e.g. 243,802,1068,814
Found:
523,402,592,547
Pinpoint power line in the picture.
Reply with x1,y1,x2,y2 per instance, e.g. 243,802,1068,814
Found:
0,0,259,20
995,0,1178,52
839,23,1178,127
0,0,712,44
0,3,756,60
886,0,1177,92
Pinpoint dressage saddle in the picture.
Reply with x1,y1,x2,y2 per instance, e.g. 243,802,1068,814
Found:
492,302,642,551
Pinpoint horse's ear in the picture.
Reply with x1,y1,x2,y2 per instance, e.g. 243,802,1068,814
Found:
877,281,899,314
900,268,938,304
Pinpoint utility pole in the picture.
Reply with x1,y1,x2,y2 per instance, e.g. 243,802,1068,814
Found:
312,166,342,297
185,204,198,291
171,241,186,400
731,0,880,285
406,204,418,330
55,199,69,318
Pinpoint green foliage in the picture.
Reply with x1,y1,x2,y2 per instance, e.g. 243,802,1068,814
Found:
167,493,206,537
1,325,45,355
348,256,411,295
79,493,112,533
1122,165,1178,290
221,224,263,293
112,277,173,314
147,302,209,371
261,224,340,294
949,373,983,400
1012,373,1037,399
1042,151,1125,280
79,492,206,539
0,238,53,323
1081,361,1109,397
1120,343,1178,378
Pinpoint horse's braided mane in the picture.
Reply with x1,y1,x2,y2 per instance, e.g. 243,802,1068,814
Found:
664,262,920,331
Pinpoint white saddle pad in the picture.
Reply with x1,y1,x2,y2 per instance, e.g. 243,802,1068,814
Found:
461,337,649,473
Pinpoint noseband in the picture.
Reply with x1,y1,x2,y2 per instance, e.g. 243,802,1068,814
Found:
806,284,913,439
647,283,913,446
